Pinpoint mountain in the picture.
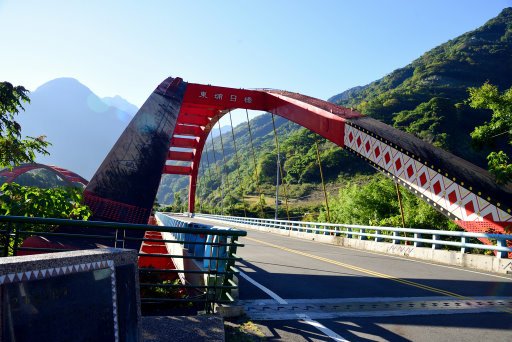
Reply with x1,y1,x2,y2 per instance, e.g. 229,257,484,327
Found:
156,113,372,206
330,7,512,165
102,95,139,117
17,78,138,180
157,8,512,213
209,125,231,139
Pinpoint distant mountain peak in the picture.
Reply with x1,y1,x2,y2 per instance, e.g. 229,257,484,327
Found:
102,95,138,116
498,6,512,16
34,77,92,95
328,8,512,166
19,77,137,179
331,7,512,111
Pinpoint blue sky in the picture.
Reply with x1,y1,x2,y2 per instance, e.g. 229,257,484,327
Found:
1,0,511,126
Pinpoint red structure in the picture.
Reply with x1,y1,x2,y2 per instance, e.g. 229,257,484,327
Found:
0,163,88,187
84,77,512,238
165,85,362,213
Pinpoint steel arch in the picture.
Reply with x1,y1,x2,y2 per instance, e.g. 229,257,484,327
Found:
0,163,88,187
83,77,512,237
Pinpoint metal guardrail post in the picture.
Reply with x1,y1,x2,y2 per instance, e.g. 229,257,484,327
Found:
359,228,367,240
414,233,422,247
3,224,12,257
204,237,213,313
12,224,20,256
222,235,239,299
115,228,126,249
392,231,398,244
432,234,441,249
496,239,507,259
461,236,467,254
212,236,223,312
375,229,382,242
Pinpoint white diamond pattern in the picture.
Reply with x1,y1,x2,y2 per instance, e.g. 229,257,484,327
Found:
344,124,512,225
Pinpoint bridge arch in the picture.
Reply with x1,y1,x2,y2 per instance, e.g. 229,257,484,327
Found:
0,163,88,188
84,77,512,236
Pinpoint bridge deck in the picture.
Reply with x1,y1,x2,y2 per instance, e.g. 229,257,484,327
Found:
183,215,512,341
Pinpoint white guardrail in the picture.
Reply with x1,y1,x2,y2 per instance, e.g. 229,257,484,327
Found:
194,213,512,259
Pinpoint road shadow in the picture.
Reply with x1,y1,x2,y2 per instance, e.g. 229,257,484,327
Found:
231,258,512,340
236,259,512,300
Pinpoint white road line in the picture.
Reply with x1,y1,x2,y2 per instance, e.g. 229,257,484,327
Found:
239,270,351,341
298,315,350,342
239,271,287,305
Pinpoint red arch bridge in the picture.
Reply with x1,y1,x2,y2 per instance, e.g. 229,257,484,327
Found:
81,76,511,239
0,163,88,187
4,77,512,336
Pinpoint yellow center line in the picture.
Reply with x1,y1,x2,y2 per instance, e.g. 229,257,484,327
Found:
245,236,512,314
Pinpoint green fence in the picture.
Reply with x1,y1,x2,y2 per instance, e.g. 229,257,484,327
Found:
0,215,246,314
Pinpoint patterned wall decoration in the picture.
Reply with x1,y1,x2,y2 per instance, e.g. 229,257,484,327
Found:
0,260,119,341
343,123,512,233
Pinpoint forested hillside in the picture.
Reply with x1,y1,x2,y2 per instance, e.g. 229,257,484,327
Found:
157,8,512,226
331,7,512,164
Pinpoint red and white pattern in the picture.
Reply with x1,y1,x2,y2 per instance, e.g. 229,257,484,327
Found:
344,124,512,225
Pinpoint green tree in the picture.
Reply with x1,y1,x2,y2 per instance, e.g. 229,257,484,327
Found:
0,182,91,219
468,82,512,183
0,82,50,167
393,97,451,148
173,192,184,212
319,175,456,230
0,82,90,220
257,152,278,184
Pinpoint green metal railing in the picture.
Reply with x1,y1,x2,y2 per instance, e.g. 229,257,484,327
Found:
0,215,246,314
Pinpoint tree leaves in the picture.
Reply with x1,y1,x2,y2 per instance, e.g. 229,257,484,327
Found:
319,175,457,230
0,81,90,220
0,182,91,220
468,82,512,183
0,81,50,169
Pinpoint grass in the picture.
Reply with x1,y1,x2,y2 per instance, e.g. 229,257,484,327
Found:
224,316,267,341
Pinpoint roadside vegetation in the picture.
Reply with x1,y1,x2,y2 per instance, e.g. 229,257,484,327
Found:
0,81,90,220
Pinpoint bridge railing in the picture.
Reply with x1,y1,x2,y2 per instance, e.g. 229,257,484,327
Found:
0,215,246,314
194,213,512,258
154,212,243,304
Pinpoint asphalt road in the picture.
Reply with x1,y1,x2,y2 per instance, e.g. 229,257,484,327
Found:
185,216,512,341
